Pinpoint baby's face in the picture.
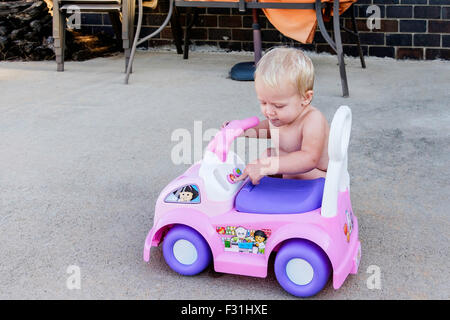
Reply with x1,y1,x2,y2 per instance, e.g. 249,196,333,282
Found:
255,77,310,127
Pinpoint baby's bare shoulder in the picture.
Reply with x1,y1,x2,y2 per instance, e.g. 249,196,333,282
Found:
301,106,328,128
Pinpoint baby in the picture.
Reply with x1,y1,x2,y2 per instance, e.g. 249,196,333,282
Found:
226,47,330,185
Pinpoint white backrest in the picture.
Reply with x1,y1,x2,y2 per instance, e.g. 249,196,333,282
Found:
321,105,352,218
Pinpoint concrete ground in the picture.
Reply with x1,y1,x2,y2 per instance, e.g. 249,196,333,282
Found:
0,50,449,300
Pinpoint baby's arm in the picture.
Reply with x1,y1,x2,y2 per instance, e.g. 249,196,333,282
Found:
263,112,327,176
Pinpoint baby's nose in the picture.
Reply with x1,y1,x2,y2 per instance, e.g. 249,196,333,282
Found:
265,105,275,113
267,109,276,116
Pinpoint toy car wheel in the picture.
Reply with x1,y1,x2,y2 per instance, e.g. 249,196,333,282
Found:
162,225,212,276
274,239,331,297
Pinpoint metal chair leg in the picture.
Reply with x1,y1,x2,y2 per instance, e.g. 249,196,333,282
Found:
128,0,135,73
124,48,132,73
53,2,66,72
171,7,183,54
350,4,366,69
183,8,198,60
316,0,336,52
332,0,349,97
122,0,131,72
109,11,123,49
124,0,174,84
122,0,135,73
315,0,349,97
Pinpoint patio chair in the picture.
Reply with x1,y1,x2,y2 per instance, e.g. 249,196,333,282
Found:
52,0,135,72
124,0,183,83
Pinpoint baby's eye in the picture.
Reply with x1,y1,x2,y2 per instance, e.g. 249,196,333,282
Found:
275,105,285,109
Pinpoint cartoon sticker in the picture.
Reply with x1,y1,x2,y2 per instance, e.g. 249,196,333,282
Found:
253,230,267,254
344,209,354,242
216,227,226,234
164,184,200,204
217,225,271,255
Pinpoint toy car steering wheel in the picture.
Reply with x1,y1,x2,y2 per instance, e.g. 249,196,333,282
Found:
207,116,260,162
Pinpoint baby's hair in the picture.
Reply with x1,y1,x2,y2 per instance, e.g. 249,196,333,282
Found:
254,230,267,241
254,47,315,97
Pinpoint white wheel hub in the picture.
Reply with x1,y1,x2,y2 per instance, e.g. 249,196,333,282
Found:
173,239,198,265
286,258,314,285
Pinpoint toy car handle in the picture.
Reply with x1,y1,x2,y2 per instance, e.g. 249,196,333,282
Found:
207,116,260,162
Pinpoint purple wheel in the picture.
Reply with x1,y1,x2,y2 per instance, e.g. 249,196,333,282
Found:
274,239,331,297
162,225,212,276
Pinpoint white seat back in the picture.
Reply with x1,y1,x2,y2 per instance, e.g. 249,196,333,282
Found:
321,105,352,218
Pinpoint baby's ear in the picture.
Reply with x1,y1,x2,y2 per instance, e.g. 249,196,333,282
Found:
302,90,314,105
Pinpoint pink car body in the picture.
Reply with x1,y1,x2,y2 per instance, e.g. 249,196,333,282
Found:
144,106,361,294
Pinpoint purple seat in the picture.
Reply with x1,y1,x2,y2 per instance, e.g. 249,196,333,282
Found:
235,177,325,214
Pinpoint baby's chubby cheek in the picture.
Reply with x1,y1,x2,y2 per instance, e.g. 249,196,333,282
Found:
260,105,268,117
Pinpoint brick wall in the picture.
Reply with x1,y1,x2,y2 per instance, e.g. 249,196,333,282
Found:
80,0,450,60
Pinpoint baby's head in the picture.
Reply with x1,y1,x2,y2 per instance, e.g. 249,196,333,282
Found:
254,47,315,127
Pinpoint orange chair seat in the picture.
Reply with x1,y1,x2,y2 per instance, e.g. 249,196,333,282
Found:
183,0,355,44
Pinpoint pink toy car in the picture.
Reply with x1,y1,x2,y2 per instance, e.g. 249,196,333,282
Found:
144,106,361,297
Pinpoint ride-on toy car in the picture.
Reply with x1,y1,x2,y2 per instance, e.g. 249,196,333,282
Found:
144,105,361,297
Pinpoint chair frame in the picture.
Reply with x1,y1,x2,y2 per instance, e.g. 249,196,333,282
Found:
172,0,366,97
52,0,134,72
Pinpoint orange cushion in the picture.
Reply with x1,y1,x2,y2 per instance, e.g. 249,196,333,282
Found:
182,0,356,44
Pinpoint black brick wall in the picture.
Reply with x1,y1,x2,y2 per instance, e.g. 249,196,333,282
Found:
80,0,450,60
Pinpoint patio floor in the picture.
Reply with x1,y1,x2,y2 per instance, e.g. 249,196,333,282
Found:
0,50,449,299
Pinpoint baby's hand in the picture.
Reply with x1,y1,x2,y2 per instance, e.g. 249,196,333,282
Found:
235,162,265,185
235,157,279,185
234,160,264,185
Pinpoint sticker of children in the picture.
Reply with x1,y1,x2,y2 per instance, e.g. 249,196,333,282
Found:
217,226,270,255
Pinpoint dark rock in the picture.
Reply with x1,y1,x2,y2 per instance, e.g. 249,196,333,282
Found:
1,0,120,61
